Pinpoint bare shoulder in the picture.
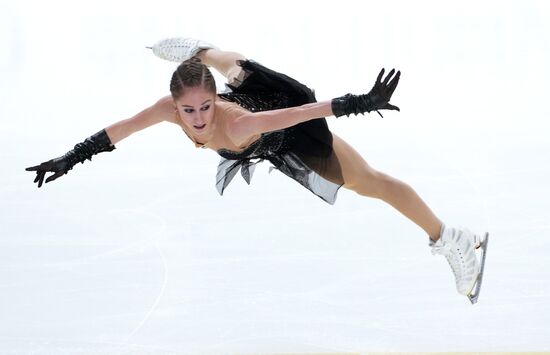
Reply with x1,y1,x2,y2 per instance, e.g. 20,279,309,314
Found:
214,99,258,150
218,99,250,115
153,95,180,124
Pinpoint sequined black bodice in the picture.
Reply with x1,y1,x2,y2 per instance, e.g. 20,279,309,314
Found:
216,130,287,160
215,91,291,159
217,91,290,113
213,59,344,205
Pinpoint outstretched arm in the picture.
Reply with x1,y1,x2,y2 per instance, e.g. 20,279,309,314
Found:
230,68,401,138
230,100,333,139
105,95,179,144
25,95,179,187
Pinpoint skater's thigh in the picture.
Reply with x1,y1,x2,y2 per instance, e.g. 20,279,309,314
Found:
198,49,247,83
330,132,384,193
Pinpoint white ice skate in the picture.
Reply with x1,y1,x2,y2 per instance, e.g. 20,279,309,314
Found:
430,224,489,304
146,37,218,63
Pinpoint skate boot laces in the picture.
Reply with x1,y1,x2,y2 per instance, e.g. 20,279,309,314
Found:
147,37,218,62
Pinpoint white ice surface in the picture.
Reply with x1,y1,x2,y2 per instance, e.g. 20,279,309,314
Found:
1,1,549,354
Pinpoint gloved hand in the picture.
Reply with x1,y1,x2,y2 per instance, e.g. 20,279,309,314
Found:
25,129,116,188
26,156,72,187
331,68,401,118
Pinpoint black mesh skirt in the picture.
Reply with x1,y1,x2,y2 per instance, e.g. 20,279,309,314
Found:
215,59,345,205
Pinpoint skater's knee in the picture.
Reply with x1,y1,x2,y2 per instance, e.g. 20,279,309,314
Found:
227,66,246,84
348,169,393,199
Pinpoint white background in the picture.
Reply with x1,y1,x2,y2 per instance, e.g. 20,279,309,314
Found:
1,0,549,353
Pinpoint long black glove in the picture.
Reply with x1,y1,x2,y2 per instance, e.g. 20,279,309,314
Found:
25,129,116,188
331,68,401,118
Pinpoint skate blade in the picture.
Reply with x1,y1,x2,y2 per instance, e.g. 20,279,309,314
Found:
468,232,489,304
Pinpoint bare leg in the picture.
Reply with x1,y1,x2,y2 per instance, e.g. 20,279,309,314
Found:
196,50,443,240
196,48,247,84
331,132,443,241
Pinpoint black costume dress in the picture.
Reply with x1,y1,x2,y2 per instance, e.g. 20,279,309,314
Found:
214,59,345,205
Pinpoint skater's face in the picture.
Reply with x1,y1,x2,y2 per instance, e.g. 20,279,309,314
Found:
175,86,217,138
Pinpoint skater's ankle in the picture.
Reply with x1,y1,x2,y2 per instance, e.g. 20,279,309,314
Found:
428,222,445,242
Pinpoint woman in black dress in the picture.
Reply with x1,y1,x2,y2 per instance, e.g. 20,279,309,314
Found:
25,37,488,302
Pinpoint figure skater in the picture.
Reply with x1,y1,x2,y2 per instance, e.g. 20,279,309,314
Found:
25,37,488,303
